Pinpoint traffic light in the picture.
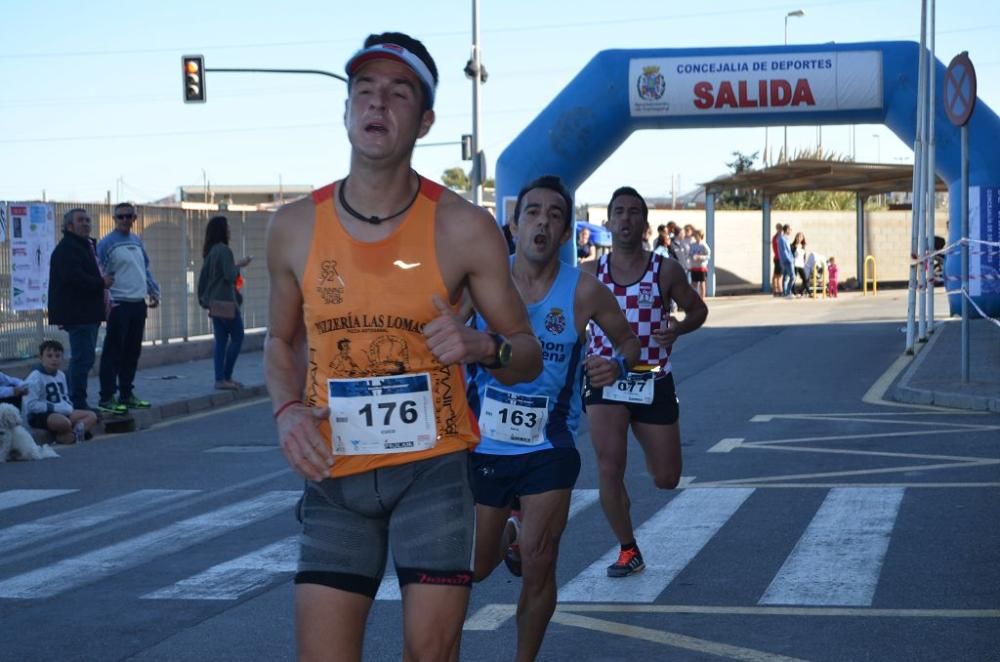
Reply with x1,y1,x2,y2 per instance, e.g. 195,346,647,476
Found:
182,55,206,103
461,134,473,160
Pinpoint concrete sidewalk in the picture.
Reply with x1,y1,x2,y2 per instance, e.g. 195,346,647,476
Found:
890,318,1000,412
88,350,267,430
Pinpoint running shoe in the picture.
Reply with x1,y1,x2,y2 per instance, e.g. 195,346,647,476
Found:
607,546,645,578
120,395,151,409
503,511,523,578
97,399,127,415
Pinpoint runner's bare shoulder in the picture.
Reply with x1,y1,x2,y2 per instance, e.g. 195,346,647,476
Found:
434,187,504,245
577,254,599,275
270,193,316,232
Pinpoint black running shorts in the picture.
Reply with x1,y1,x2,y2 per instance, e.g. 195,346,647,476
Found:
584,371,680,425
468,447,581,509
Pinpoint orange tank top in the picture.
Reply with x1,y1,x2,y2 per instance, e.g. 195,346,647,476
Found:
301,176,479,478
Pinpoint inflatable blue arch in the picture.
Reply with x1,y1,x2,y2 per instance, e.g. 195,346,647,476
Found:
496,41,1000,317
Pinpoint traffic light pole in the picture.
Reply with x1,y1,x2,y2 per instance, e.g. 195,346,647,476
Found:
204,67,347,83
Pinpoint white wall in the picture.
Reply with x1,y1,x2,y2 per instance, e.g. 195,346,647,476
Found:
582,206,947,285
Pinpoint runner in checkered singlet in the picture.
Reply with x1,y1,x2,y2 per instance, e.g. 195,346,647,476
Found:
589,250,672,375
580,186,709,578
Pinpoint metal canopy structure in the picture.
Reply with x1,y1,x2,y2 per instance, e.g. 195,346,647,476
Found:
702,159,947,197
696,159,948,297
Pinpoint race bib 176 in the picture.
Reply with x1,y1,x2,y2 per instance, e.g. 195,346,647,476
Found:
327,373,437,455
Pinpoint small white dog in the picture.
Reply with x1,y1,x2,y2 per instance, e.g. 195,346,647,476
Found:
0,402,59,462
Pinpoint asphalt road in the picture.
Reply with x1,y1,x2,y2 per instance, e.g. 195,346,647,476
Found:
1,292,998,661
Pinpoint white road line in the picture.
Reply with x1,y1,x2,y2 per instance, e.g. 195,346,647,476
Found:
550,611,808,662
0,491,298,599
559,487,755,603
464,603,518,631
687,482,1000,489
708,438,744,453
382,489,603,602
704,459,997,486
558,604,1000,618
0,489,76,512
742,427,998,446
143,536,298,600
203,446,277,453
759,487,904,606
0,489,197,552
747,443,996,464
567,488,600,519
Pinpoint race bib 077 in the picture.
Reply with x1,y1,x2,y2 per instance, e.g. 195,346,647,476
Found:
327,373,437,455
602,371,655,405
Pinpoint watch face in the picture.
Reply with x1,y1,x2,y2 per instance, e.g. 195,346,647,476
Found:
498,340,513,366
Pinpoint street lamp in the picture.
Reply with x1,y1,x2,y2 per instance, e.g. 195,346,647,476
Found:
466,0,488,207
783,9,805,162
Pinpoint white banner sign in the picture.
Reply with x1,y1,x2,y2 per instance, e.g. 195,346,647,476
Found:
8,203,54,312
630,51,882,117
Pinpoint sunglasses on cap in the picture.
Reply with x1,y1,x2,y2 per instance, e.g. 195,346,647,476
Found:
115,213,136,220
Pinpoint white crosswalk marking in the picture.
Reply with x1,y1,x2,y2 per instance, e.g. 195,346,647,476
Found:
0,489,197,552
0,491,298,599
143,536,298,600
559,487,755,603
377,489,601,601
759,487,905,607
0,489,76,512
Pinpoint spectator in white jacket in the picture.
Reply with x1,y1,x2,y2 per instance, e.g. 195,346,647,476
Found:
23,340,97,444
687,229,711,298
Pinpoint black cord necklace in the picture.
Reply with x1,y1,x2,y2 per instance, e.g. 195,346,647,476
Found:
338,174,421,225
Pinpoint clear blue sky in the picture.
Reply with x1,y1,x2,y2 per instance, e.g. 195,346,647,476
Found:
1,0,997,205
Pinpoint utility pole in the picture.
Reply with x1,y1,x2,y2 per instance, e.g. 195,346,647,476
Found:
468,0,486,206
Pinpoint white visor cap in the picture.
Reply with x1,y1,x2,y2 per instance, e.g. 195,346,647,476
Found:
345,43,436,108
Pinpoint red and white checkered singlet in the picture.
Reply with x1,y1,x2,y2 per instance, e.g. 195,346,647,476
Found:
589,252,672,375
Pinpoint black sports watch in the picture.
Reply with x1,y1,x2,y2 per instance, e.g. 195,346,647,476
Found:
482,332,513,370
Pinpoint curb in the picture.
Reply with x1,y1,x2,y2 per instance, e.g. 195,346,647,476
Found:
126,383,269,430
25,383,269,446
888,330,1000,412
891,383,1000,412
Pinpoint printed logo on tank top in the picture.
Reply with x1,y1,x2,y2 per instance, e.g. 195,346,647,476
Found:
638,283,654,307
544,307,566,335
317,260,345,304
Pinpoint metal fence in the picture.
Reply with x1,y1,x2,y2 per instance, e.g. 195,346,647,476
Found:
1,202,270,362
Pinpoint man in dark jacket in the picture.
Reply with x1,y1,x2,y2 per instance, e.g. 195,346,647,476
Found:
48,208,113,410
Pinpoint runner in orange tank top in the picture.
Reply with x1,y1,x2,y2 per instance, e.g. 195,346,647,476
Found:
264,32,541,662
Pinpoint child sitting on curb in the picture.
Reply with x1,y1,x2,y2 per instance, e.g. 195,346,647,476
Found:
23,340,98,444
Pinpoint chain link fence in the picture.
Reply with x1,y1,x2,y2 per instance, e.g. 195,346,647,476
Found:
1,202,270,362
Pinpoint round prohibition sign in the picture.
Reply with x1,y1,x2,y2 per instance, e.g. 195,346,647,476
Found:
943,52,977,127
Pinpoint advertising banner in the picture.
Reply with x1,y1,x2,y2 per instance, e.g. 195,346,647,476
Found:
968,186,1000,297
8,202,55,311
630,51,883,117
